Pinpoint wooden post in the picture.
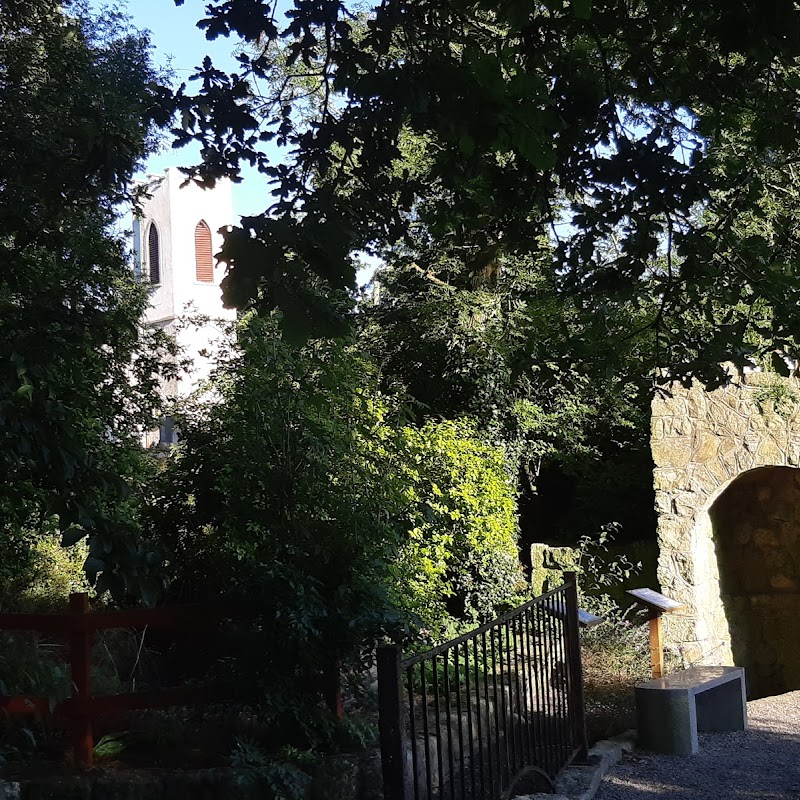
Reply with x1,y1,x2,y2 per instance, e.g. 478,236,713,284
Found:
626,589,685,680
648,611,665,679
69,592,93,768
377,644,406,800
563,572,589,762
324,658,344,720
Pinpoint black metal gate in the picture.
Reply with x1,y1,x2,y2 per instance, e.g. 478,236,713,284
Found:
378,573,588,800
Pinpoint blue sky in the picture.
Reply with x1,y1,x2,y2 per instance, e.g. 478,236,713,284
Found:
121,0,277,217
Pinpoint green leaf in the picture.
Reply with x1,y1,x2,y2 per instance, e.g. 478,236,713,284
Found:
572,0,592,18
771,352,791,377
459,134,475,156
61,526,87,547
16,383,33,400
84,557,107,583
514,128,557,170
93,734,127,759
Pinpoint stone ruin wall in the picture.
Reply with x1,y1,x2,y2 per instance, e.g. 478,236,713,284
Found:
651,367,800,694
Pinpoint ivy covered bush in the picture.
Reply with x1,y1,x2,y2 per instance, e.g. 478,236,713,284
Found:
396,420,525,639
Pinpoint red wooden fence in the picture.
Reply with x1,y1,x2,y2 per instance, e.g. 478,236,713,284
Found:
0,592,343,767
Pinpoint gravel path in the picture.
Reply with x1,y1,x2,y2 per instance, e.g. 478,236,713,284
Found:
597,691,800,800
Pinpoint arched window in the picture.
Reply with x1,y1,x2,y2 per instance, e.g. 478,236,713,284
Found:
148,223,161,284
194,220,213,282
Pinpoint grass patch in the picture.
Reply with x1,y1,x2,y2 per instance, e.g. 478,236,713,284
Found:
581,617,650,742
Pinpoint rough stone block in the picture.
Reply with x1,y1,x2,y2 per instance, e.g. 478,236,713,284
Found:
757,438,786,465
651,436,692,468
653,469,682,492
606,729,637,752
692,432,719,463
554,765,600,800
529,543,580,596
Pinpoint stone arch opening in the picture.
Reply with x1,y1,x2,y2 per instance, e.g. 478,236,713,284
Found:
709,465,800,699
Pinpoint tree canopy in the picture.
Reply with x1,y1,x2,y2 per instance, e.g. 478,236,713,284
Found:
171,0,800,385
0,0,173,597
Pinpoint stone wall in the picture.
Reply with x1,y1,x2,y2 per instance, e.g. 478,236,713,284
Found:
651,367,800,692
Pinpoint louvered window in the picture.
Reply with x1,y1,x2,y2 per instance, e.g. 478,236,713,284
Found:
148,223,161,284
194,220,213,282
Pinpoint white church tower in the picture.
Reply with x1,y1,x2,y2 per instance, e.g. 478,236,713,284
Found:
132,168,237,444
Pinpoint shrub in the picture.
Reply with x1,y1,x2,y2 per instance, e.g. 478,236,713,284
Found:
147,315,411,740
395,419,526,638
147,314,527,746
0,519,89,614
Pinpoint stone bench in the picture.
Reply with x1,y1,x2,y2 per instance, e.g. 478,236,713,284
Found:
635,666,747,755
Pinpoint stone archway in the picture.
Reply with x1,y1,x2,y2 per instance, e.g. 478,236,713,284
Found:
709,466,800,698
651,367,800,696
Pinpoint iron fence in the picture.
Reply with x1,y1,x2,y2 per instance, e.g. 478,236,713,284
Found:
378,573,587,800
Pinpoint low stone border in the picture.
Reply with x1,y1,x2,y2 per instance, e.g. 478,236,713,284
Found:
0,733,636,800
513,730,637,800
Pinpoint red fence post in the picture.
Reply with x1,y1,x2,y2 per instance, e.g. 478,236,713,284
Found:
324,658,344,720
563,572,588,762
69,592,93,768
